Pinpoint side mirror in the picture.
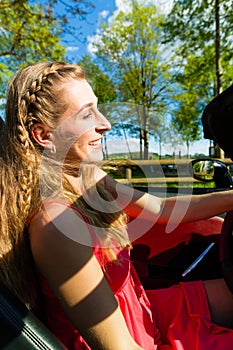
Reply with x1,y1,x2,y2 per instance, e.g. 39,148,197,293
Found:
191,159,233,189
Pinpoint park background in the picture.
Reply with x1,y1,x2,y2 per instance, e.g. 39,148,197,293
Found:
1,0,232,160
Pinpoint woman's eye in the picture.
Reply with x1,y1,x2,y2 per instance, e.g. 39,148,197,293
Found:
83,110,94,119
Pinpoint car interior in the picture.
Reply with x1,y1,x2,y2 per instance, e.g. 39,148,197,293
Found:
0,81,233,349
0,279,67,349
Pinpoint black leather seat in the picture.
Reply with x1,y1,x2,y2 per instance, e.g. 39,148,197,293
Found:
0,117,66,349
0,281,67,349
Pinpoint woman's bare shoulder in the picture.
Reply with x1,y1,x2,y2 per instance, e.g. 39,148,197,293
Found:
28,201,93,269
29,200,90,234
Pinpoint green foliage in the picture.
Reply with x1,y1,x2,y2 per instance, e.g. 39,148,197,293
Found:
92,0,172,159
95,1,169,106
43,0,95,45
166,0,233,57
0,0,66,101
171,51,216,149
164,0,233,151
78,54,117,104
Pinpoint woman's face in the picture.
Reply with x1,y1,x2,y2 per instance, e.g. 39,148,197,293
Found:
54,79,111,164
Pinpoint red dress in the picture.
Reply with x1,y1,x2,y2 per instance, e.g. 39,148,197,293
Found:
31,205,233,349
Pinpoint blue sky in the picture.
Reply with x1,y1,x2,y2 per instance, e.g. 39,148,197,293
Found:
60,0,174,62
62,0,117,62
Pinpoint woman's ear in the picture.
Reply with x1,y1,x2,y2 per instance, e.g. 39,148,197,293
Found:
30,123,53,149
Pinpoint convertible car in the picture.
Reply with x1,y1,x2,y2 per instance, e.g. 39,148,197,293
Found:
1,83,233,349
0,156,232,349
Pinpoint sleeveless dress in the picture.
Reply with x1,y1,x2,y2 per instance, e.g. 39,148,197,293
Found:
30,204,233,350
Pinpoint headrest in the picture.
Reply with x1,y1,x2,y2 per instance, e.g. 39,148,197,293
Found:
202,84,233,159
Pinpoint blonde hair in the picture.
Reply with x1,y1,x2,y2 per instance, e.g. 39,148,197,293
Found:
0,62,130,310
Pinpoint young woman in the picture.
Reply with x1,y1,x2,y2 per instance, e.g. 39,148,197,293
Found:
1,61,233,350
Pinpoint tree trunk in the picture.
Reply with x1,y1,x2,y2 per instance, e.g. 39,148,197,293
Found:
186,140,190,159
140,131,143,160
122,123,133,159
213,0,224,158
136,106,143,159
102,134,108,160
215,0,222,95
159,137,162,159
143,106,149,160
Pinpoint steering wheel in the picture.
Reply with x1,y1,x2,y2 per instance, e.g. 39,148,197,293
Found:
220,211,233,293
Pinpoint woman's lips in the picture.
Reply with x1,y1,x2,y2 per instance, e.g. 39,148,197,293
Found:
88,138,102,147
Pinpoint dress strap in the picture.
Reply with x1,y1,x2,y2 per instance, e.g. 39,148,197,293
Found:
28,200,101,252
27,200,96,238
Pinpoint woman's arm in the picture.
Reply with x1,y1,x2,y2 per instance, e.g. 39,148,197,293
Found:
159,190,233,224
29,203,143,350
103,172,233,224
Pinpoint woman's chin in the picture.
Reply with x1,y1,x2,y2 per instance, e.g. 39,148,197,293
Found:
82,151,104,164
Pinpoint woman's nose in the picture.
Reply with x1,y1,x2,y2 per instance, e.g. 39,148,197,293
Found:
96,112,111,132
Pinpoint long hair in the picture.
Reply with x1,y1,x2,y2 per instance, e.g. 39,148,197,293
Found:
0,62,130,310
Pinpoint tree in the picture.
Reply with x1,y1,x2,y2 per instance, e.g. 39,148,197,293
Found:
0,0,95,101
171,94,201,158
78,54,118,159
0,0,65,99
92,0,172,159
78,55,140,159
166,0,233,89
78,54,117,104
44,0,95,47
165,0,233,156
169,53,213,157
149,109,169,159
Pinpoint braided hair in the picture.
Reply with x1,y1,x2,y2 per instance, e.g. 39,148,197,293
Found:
0,62,129,309
0,62,86,308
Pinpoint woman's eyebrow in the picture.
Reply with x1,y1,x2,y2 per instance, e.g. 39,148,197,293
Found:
71,102,96,118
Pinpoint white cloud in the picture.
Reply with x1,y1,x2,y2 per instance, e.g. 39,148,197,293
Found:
115,0,173,15
115,0,132,14
146,0,173,14
66,46,79,52
99,10,109,19
107,137,140,155
190,139,209,155
87,34,101,55
87,0,174,55
106,136,209,156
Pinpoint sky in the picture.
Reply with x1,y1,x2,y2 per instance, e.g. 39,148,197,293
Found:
64,0,174,61
64,0,117,62
59,0,210,156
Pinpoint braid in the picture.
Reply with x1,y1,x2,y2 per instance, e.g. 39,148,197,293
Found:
0,61,131,310
0,61,87,308
22,65,55,108
15,63,75,218
17,88,37,219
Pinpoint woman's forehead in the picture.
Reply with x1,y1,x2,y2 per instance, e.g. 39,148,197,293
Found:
62,79,97,104
60,80,98,120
